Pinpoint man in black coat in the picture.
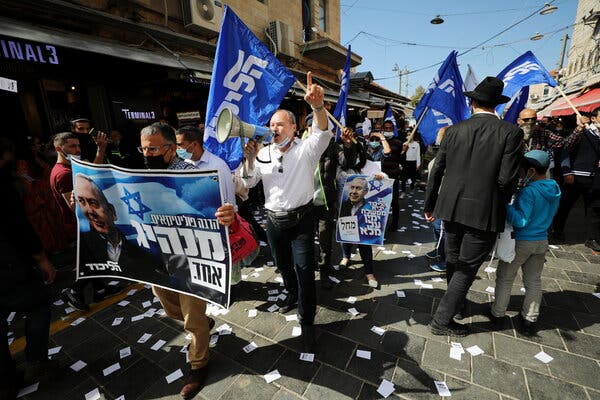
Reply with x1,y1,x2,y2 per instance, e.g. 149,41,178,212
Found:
424,77,523,337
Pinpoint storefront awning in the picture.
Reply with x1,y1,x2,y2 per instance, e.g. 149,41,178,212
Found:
0,16,213,74
538,93,577,117
550,88,600,117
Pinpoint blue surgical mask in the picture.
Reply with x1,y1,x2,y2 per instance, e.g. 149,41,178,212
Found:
276,136,291,149
369,141,381,149
176,148,192,160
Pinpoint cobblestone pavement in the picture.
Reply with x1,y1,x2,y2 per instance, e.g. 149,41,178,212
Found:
8,191,600,400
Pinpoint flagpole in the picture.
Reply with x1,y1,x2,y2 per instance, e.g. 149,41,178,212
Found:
407,106,428,143
555,85,583,119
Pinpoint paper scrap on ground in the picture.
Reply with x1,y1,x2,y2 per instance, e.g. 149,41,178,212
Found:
593,293,600,299
107,280,119,286
421,283,434,289
484,266,497,273
274,277,284,283
131,314,144,322
431,277,444,282
70,360,87,372
356,349,371,360
267,304,280,313
216,324,232,335
266,261,274,266
127,289,137,296
53,299,64,306
377,379,395,398
71,317,86,326
255,267,264,272
267,296,278,302
120,346,132,359
396,290,406,298
165,368,184,384
115,396,125,400
17,383,39,398
329,276,341,283
549,245,559,249
278,293,287,301
64,306,75,314
137,333,152,343
142,301,151,308
371,326,386,336
466,345,484,356
299,352,314,362
243,342,258,353
347,296,357,304
47,346,61,356
151,339,166,351
248,309,258,318
103,362,121,376
449,342,464,361
414,279,423,286
383,250,397,255
348,308,360,316
292,326,302,337
520,287,526,293
264,369,282,383
434,381,452,397
268,289,279,295
285,314,298,322
118,300,130,307
209,335,219,347
534,351,554,364
485,286,495,294
84,388,101,400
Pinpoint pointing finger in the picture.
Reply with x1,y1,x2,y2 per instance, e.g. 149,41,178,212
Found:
306,71,313,88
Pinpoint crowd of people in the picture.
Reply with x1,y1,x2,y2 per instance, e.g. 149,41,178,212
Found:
2,73,599,399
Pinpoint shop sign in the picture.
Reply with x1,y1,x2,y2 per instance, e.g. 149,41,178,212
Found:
177,111,201,121
0,38,59,65
121,108,156,120
0,76,17,93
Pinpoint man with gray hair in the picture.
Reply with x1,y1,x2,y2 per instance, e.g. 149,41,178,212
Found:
139,121,236,399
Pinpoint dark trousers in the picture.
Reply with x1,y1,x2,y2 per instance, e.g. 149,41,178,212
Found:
314,204,334,278
433,221,496,326
0,272,51,375
342,243,373,275
388,178,400,230
552,176,600,240
401,160,418,192
266,207,317,326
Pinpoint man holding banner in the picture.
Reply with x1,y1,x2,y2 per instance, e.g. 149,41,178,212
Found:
242,72,331,352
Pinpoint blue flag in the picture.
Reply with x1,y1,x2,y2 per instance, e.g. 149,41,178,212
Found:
413,51,470,146
384,103,398,137
503,86,530,124
204,6,296,170
496,51,556,115
332,45,351,139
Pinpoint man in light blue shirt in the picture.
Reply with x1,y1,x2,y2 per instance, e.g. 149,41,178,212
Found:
175,125,236,208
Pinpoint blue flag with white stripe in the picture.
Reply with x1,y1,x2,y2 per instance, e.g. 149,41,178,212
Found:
496,51,556,115
503,86,530,124
413,51,469,146
204,6,296,170
384,103,398,137
332,45,351,140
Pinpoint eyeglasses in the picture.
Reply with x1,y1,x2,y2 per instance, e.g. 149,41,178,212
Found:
277,156,283,173
521,118,536,123
137,144,171,154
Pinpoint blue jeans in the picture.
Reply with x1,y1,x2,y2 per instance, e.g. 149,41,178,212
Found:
266,206,317,325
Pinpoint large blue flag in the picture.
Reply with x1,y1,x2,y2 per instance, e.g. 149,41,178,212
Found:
503,86,530,124
413,51,470,146
383,103,398,137
332,45,351,139
204,6,296,170
496,51,556,115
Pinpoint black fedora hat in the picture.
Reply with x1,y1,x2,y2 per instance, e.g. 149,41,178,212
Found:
463,76,511,105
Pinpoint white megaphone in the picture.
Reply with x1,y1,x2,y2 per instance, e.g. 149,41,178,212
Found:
216,108,274,144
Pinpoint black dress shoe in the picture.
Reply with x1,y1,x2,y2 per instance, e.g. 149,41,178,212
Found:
485,307,504,326
180,366,209,399
301,325,316,353
585,239,600,252
279,297,298,314
518,314,537,336
429,320,469,337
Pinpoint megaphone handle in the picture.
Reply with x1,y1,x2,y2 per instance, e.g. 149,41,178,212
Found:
240,138,250,178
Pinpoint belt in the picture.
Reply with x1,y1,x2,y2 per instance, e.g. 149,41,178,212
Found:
267,202,313,218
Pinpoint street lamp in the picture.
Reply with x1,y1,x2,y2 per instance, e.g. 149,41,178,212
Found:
530,32,544,41
539,3,558,15
430,15,444,25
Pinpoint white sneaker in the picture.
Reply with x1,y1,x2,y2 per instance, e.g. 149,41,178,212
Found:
368,279,378,288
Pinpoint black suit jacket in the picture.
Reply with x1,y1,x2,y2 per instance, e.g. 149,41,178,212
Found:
425,113,523,233
80,229,170,286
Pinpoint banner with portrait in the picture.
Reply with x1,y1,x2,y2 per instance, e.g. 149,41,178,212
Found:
71,159,231,308
336,174,394,245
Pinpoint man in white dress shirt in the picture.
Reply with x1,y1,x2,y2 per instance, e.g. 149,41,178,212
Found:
175,125,236,207
242,72,331,352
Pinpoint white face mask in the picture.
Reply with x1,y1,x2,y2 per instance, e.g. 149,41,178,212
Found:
276,135,291,149
383,131,394,139
63,151,80,162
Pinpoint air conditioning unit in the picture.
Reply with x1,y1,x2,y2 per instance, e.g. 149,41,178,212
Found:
266,20,294,57
181,0,224,37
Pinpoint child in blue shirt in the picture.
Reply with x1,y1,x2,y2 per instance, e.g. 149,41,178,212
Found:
491,150,561,335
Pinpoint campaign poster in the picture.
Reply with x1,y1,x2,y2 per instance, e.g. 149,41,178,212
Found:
71,159,231,308
336,174,394,245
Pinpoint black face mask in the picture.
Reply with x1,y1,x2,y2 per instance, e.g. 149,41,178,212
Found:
144,154,169,169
